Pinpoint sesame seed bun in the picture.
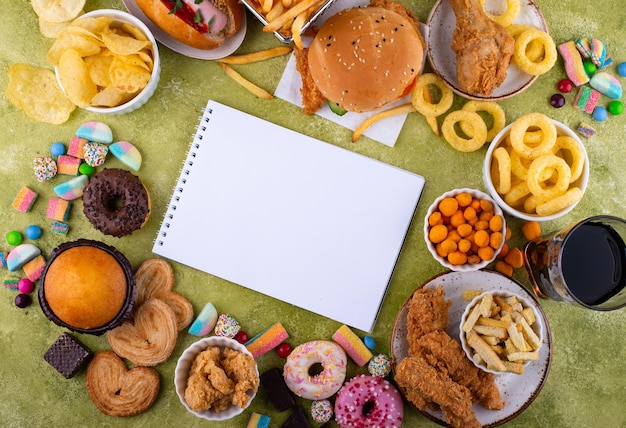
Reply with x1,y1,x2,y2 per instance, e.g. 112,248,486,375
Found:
307,6,424,113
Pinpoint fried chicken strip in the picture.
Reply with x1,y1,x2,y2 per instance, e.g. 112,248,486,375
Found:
406,285,451,356
418,330,505,410
449,0,515,96
395,356,481,428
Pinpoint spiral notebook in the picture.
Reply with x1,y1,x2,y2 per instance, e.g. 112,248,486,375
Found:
152,100,425,332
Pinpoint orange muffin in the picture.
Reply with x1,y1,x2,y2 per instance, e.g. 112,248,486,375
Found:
39,239,136,335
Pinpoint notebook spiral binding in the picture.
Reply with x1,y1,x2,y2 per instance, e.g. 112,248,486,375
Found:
155,107,213,246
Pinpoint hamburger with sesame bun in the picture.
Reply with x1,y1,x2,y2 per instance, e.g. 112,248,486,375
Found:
298,0,424,114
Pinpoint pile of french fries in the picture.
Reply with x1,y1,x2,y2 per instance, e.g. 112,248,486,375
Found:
461,292,542,375
247,0,328,47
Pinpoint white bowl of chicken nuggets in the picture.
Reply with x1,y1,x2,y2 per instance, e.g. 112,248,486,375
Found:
50,9,160,115
459,290,544,375
483,113,589,221
174,336,260,421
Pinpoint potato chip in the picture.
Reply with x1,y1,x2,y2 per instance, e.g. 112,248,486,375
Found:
90,85,136,107
120,23,148,42
38,14,76,38
109,58,151,93
102,32,150,56
46,33,102,65
32,0,86,23
70,16,114,34
84,53,113,87
58,48,98,108
5,63,75,124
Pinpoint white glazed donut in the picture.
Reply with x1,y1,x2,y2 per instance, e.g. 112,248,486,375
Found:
282,340,347,400
335,374,404,427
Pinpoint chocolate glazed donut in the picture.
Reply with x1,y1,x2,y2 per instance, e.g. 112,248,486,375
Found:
83,168,151,237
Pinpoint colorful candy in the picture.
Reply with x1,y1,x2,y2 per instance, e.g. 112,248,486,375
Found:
57,155,81,175
214,313,240,338
6,230,22,246
608,100,624,115
3,275,19,290
78,163,95,175
188,302,218,336
550,93,566,108
577,122,596,138
589,72,622,99
234,331,250,344
364,336,376,350
53,174,89,200
11,186,38,213
574,86,601,113
84,142,109,167
50,141,66,157
76,121,113,144
7,243,41,272
583,61,597,77
67,137,88,158
17,278,35,294
33,157,57,182
558,41,589,86
593,106,608,122
46,197,72,222
0,252,8,268
110,141,142,171
618,62,626,77
332,324,373,367
367,353,392,377
557,79,574,93
50,221,69,236
245,323,289,359
25,225,42,240
23,255,46,282
310,399,333,424
14,294,32,308
576,38,612,68
247,412,271,428
276,342,293,358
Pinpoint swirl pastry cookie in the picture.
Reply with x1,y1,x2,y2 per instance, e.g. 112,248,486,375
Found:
135,258,193,331
86,351,160,417
107,298,178,366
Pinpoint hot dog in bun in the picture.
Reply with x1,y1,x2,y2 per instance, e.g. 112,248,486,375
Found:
135,0,244,50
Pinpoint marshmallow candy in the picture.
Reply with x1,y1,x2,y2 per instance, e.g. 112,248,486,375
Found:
46,197,72,222
109,141,142,171
558,41,589,86
23,255,46,282
245,323,289,359
188,302,218,336
34,157,57,182
12,186,38,213
590,72,622,99
7,243,41,272
54,175,89,200
332,324,373,366
76,121,113,144
57,155,81,175
67,137,88,158
84,142,108,167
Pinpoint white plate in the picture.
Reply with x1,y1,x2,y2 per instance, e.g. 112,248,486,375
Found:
390,269,552,427
122,0,247,60
426,0,548,100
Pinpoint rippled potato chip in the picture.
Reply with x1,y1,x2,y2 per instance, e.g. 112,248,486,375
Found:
5,63,75,124
46,32,102,65
58,48,98,108
90,85,136,108
32,0,85,23
109,58,151,93
84,53,113,87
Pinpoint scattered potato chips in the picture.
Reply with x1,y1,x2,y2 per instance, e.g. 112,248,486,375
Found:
5,63,76,124
31,0,86,23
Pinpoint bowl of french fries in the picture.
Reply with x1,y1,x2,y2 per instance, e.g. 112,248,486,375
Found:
459,290,544,375
50,9,160,115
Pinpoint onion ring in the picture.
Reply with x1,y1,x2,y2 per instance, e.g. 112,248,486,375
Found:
460,100,506,142
553,135,585,183
480,0,520,27
507,24,544,63
513,28,557,75
411,73,454,118
509,113,557,159
442,110,488,152
535,187,583,216
492,146,512,194
526,154,571,200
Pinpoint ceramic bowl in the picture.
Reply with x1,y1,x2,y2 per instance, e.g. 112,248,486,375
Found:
423,188,506,272
483,119,589,221
55,9,160,115
174,336,259,421
459,290,544,375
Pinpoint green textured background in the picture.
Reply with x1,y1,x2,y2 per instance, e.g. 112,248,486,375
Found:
1,0,625,427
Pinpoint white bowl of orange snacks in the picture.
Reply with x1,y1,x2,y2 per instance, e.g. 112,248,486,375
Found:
174,336,260,421
424,188,506,272
483,113,589,221
50,9,160,115
459,290,544,375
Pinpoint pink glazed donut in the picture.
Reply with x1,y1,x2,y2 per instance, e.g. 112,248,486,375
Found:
335,374,403,427
283,340,347,400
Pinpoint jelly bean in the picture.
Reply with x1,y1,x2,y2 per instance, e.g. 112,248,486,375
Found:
363,336,376,350
593,106,608,122
557,79,573,93
25,225,42,240
79,163,95,176
550,93,566,108
608,100,624,115
18,278,35,294
583,61,597,76
6,230,22,246
15,293,32,309
50,141,66,157
618,62,626,77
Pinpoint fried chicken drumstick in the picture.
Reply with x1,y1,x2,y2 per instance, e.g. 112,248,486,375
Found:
449,0,515,96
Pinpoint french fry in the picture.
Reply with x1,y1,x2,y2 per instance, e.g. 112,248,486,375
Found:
263,0,324,33
462,293,493,333
473,324,508,339
265,1,285,22
352,103,416,142
462,290,483,301
507,351,540,362
281,0,292,7
466,330,507,372
218,46,292,64
219,63,273,100
503,360,525,374
262,0,274,14
291,9,308,49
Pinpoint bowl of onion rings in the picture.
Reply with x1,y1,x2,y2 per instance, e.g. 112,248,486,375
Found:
483,113,589,221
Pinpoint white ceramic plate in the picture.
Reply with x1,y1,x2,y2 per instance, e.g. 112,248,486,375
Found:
122,0,246,60
390,269,552,427
426,0,548,100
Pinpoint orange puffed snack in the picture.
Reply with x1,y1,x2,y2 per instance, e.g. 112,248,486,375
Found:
522,221,542,240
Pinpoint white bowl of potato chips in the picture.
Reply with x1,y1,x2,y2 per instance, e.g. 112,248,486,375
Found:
483,114,589,221
51,9,160,115
459,290,544,375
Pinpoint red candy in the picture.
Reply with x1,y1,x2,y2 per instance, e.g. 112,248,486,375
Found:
558,79,574,93
233,330,249,344
276,343,293,358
